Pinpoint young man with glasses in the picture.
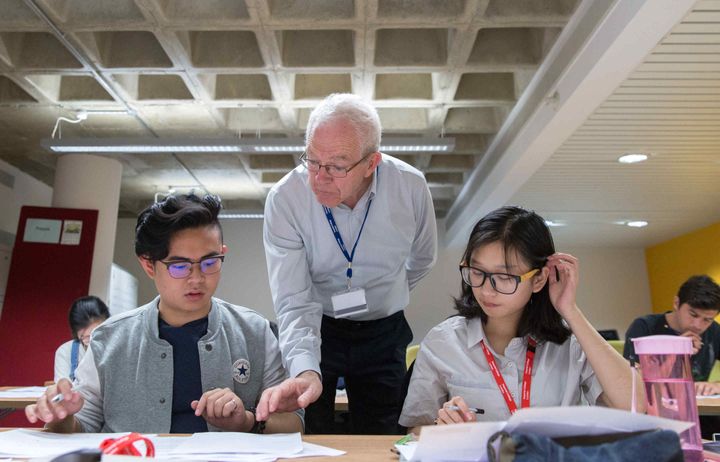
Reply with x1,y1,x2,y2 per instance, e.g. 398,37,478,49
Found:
259,93,438,434
26,194,303,434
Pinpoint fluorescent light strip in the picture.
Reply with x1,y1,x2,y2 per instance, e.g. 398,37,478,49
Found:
43,137,455,154
254,146,306,152
51,145,245,153
381,145,451,152
218,213,264,220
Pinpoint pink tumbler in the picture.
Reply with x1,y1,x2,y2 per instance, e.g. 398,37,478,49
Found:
632,335,702,462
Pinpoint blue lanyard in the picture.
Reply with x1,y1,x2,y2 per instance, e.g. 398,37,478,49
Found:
323,199,372,287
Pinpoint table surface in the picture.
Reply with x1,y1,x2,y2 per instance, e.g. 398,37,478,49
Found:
0,386,40,410
282,434,398,461
697,396,720,415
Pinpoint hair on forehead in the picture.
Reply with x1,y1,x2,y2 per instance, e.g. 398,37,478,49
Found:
305,93,382,156
135,193,223,262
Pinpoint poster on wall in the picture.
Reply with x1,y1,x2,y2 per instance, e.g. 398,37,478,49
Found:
60,220,83,245
23,218,61,243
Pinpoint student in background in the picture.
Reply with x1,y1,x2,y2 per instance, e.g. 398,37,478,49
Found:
54,296,110,382
624,275,720,395
399,206,645,431
26,193,303,434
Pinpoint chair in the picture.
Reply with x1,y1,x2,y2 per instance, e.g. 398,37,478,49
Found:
608,340,625,355
406,344,419,369
709,361,720,382
598,329,620,341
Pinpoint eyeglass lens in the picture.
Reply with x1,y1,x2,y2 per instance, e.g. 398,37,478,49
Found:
167,257,223,278
461,267,519,294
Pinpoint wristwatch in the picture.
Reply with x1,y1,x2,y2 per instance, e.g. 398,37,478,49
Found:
246,407,266,434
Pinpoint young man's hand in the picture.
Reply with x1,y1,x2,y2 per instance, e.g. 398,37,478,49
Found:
25,378,84,426
696,381,720,396
255,370,322,421
680,331,703,355
191,388,253,432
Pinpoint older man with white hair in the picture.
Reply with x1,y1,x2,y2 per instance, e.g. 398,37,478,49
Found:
258,93,437,434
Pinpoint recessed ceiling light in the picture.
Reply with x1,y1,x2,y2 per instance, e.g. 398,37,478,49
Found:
618,153,648,164
545,220,565,227
626,221,648,228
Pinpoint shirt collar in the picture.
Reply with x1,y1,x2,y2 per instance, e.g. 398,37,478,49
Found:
465,316,532,351
467,317,487,349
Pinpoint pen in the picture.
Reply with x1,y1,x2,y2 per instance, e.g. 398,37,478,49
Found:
447,405,485,414
51,390,76,404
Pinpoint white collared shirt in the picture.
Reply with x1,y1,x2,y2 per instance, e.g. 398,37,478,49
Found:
399,316,604,427
263,154,438,377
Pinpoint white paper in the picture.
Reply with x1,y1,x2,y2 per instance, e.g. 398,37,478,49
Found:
404,406,694,462
0,386,47,398
167,432,303,455
0,430,343,462
0,430,133,457
280,441,345,458
60,220,82,245
698,394,720,399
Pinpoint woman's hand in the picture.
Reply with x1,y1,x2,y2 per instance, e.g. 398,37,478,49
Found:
436,396,475,425
546,253,580,318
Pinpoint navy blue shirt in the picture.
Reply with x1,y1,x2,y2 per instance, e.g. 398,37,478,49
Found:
159,316,209,433
624,312,720,381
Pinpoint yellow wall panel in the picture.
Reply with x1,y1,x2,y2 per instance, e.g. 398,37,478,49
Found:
645,221,720,313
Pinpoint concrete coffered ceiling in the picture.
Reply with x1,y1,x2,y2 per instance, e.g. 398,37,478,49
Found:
0,0,718,249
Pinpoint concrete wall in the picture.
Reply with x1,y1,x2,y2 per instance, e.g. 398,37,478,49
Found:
0,159,53,239
114,217,651,343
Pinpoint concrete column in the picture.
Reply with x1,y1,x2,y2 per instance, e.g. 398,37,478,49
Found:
52,154,122,302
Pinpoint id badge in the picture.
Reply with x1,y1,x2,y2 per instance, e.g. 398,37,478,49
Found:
331,287,368,318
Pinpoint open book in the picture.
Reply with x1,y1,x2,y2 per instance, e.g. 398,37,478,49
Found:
396,406,693,462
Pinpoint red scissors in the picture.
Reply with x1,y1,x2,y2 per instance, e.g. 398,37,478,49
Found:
99,433,155,457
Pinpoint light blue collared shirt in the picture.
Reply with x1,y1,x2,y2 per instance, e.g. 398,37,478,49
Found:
263,154,438,377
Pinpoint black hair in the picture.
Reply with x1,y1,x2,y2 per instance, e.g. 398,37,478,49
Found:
454,206,571,344
677,275,720,311
68,296,110,339
135,193,223,261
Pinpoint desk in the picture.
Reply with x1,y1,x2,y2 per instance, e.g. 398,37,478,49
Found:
0,387,41,410
281,435,397,461
698,396,720,416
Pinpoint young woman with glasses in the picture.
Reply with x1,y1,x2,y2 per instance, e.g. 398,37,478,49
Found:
399,206,645,431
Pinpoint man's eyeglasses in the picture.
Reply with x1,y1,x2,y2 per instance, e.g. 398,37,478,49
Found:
159,255,225,279
300,152,373,178
459,265,539,295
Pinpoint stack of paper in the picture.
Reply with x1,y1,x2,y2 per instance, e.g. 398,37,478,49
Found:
0,386,47,399
0,430,344,462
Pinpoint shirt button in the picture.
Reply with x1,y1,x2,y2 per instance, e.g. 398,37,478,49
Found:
205,344,213,351
160,353,167,359
159,398,166,404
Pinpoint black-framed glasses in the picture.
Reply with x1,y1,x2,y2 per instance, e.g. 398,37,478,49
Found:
300,152,373,178
459,265,539,295
159,255,225,279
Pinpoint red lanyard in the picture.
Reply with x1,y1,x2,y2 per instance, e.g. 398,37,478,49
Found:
479,337,537,414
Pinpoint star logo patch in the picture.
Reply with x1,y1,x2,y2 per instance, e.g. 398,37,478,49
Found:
232,358,251,384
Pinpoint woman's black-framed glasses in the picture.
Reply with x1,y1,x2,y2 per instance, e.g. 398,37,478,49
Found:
300,152,373,178
159,255,225,279
459,265,539,295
